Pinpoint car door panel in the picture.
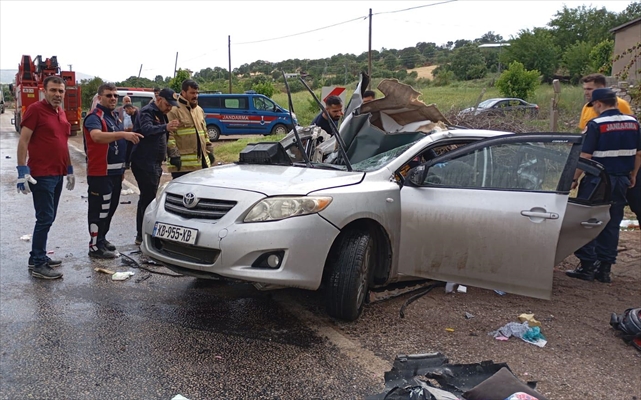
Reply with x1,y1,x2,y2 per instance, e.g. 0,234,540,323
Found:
398,133,595,300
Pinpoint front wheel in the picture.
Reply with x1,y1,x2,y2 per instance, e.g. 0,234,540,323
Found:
325,229,373,321
270,123,289,136
207,125,221,141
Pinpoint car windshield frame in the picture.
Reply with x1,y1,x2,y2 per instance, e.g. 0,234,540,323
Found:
317,140,421,172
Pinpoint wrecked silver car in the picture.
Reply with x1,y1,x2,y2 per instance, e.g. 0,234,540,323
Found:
141,75,611,321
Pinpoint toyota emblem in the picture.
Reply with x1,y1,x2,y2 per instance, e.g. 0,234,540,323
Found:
183,193,198,208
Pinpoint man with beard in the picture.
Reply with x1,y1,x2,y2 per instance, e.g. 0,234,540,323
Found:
83,83,143,258
312,95,343,135
166,79,214,179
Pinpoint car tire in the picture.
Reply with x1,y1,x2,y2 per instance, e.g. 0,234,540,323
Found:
270,123,289,136
207,125,221,141
326,229,373,321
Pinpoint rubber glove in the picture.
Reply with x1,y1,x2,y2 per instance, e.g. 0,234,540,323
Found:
169,156,182,171
66,165,75,190
17,165,37,194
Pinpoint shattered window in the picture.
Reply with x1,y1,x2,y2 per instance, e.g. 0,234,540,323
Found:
351,141,419,172
424,141,573,192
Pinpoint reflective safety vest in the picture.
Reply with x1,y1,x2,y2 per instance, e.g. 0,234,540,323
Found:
83,107,127,177
166,96,212,172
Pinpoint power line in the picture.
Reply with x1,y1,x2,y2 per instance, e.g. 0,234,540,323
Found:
373,0,457,15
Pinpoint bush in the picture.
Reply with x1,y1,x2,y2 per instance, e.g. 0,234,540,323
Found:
496,61,540,100
433,70,455,87
252,81,275,98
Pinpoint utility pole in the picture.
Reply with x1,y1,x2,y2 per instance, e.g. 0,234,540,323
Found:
228,35,232,94
138,64,143,79
174,52,178,79
67,64,72,71
368,8,372,89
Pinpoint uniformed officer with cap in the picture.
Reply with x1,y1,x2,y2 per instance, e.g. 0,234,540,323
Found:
567,88,641,283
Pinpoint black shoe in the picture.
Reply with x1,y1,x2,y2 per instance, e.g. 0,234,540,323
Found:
566,260,599,281
100,240,117,252
135,235,142,246
595,262,612,283
31,263,63,280
28,256,62,271
89,246,117,259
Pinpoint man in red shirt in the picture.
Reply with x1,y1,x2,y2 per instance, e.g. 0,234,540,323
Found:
16,76,76,280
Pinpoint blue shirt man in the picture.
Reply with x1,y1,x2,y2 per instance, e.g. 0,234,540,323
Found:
567,88,641,283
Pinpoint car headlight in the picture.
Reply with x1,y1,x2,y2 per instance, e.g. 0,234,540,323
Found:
156,182,169,203
244,196,332,222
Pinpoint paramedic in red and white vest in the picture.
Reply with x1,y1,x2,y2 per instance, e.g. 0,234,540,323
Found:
83,83,143,259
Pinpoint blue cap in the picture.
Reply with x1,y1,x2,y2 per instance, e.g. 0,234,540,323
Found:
587,88,616,106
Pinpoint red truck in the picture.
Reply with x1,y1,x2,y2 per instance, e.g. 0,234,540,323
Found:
10,55,82,135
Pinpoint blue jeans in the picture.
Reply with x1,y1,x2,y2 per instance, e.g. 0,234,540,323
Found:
29,176,63,265
575,174,630,264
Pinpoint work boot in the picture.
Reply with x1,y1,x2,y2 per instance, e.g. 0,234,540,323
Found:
28,256,62,271
88,245,117,259
135,234,142,246
594,262,612,283
566,260,599,281
100,239,117,252
31,263,63,280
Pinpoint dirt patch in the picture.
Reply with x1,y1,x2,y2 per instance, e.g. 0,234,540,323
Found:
408,65,438,80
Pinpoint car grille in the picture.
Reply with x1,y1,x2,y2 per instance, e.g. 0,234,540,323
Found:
164,193,237,220
152,238,220,265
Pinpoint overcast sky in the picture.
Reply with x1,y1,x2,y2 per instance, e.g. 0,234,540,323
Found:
0,0,634,82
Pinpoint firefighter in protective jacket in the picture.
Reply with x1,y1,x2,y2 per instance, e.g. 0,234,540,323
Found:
166,79,214,178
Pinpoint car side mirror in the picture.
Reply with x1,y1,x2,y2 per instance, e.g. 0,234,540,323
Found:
406,166,426,187
81,111,87,118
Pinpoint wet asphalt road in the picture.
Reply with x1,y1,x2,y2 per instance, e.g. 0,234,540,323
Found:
0,113,387,400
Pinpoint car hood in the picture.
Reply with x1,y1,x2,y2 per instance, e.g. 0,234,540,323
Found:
171,164,365,196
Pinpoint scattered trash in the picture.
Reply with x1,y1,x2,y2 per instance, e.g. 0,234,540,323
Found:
465,312,475,319
112,271,135,281
494,289,506,296
81,195,88,199
367,353,547,400
214,355,223,360
620,219,640,230
610,307,641,351
19,234,32,241
5,156,10,159
120,201,131,204
94,267,116,275
456,285,467,293
171,395,191,400
490,321,547,348
518,313,541,327
445,282,456,293
121,188,135,195
46,250,55,255
445,328,455,332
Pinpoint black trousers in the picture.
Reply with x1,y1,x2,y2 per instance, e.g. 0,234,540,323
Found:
132,163,162,238
87,175,122,249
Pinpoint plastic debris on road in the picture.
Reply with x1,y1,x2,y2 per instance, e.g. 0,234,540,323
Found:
121,188,135,195
518,313,541,327
171,395,191,400
94,267,116,275
112,271,135,281
445,282,457,293
490,321,547,347
465,312,475,319
494,289,506,296
457,285,467,293
19,234,32,241
620,219,640,230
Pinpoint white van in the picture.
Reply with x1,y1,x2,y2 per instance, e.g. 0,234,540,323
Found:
90,88,156,111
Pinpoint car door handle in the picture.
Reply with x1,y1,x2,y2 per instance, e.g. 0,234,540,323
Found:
521,211,559,219
581,219,603,227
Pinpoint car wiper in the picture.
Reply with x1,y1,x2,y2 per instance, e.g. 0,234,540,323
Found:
298,77,353,172
282,71,313,168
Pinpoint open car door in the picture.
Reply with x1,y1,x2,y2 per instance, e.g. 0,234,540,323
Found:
397,133,610,299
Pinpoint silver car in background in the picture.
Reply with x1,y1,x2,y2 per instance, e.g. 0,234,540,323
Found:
141,77,610,321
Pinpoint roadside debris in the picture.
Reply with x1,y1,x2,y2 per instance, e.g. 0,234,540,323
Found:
121,188,135,195
19,234,31,241
490,321,547,348
367,352,548,400
457,285,467,294
465,312,475,319
171,395,191,400
94,267,115,275
620,219,640,230
518,313,541,327
494,290,507,296
112,271,135,281
610,307,641,351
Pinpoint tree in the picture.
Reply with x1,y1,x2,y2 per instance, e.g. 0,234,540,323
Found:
384,54,398,70
154,75,164,84
399,47,422,69
450,44,487,80
79,77,104,109
496,61,540,101
252,81,275,98
476,31,504,44
547,5,619,51
589,39,614,75
502,28,559,82
562,41,592,84
168,69,190,93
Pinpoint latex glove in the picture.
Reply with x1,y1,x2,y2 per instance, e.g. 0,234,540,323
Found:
66,165,75,191
17,165,37,194
169,156,182,171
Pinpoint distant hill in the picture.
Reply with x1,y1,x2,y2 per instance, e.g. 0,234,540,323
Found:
1,69,94,84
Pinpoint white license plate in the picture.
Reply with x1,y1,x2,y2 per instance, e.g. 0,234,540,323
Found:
153,222,198,245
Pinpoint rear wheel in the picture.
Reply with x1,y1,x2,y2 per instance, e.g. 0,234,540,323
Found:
326,229,373,321
270,123,289,136
207,125,221,141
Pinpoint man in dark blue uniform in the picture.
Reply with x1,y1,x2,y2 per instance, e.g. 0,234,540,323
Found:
567,88,641,283
130,89,180,245
311,95,343,136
